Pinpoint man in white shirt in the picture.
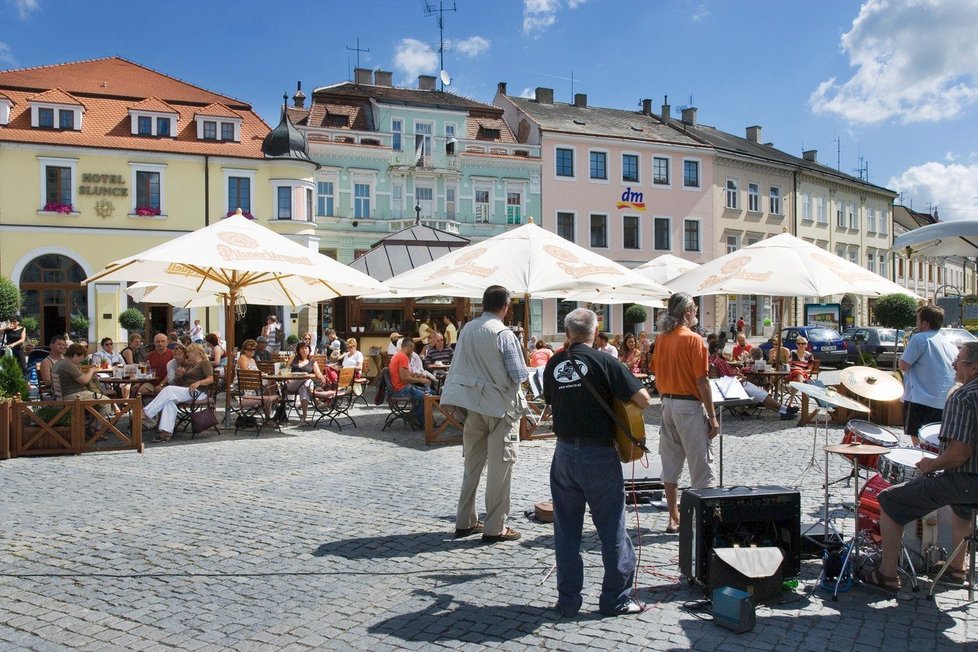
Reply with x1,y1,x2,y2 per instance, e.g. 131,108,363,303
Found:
595,332,618,358
91,337,125,367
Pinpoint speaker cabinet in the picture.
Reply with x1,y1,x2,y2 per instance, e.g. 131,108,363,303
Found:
679,485,801,588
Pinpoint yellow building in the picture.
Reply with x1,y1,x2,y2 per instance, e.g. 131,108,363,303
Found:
0,57,316,346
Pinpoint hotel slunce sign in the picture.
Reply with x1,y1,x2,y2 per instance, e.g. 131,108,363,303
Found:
79,173,128,196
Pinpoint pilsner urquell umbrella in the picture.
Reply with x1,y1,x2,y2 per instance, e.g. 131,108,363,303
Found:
891,219,978,258
85,213,387,414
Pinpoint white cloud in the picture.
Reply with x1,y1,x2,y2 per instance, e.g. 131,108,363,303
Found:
450,36,490,57
523,0,585,35
520,87,535,98
0,41,14,67
393,38,439,80
691,4,710,21
810,0,978,124
888,161,978,221
12,0,39,19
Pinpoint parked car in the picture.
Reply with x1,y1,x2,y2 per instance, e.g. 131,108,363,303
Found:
758,326,849,367
942,328,978,349
842,327,905,366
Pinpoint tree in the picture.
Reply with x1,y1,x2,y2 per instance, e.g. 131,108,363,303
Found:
623,304,649,334
0,355,29,400
119,309,145,332
872,293,918,370
0,277,22,322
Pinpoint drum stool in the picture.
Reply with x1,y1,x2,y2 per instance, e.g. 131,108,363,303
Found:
928,509,977,602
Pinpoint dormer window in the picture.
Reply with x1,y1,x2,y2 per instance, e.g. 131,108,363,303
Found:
477,126,500,140
328,114,347,128
28,90,84,131
128,99,179,138
220,122,234,140
194,104,242,142
0,96,11,126
38,108,54,128
137,116,152,135
203,121,217,140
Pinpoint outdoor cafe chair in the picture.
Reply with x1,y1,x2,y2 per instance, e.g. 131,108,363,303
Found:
174,382,221,439
310,372,355,430
232,368,280,437
379,367,416,432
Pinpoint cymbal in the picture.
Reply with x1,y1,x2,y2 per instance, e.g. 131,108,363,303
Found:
788,382,870,412
823,443,890,456
841,366,904,401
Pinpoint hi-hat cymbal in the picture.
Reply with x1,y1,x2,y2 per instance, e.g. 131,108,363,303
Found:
823,443,890,456
789,382,870,412
841,366,904,401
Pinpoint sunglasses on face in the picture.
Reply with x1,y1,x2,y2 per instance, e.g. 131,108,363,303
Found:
245,347,256,351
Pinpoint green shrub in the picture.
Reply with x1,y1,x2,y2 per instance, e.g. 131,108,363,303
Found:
19,316,38,337
285,334,300,346
119,308,145,332
33,405,71,426
624,304,648,324
873,293,918,329
0,277,22,322
70,313,90,334
0,355,29,400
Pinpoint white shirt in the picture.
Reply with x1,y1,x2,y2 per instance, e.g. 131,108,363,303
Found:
387,341,400,355
342,350,363,369
190,324,203,341
91,349,124,367
599,344,619,358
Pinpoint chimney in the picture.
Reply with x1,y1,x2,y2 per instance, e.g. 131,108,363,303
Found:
418,74,436,91
292,81,306,109
746,125,762,143
803,149,818,162
681,106,697,126
374,70,393,87
641,99,653,116
497,81,507,96
354,67,372,85
661,95,671,121
574,93,587,108
535,87,554,104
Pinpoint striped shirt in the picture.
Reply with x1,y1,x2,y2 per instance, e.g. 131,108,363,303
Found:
940,376,978,474
498,327,529,385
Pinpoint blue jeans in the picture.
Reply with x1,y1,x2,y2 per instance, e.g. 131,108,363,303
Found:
550,440,635,615
391,384,429,423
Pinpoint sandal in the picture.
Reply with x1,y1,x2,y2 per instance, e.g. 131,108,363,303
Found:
454,521,485,538
153,433,172,443
482,527,521,543
860,567,901,594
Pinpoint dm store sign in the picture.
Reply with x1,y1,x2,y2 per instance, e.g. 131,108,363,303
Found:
616,187,645,211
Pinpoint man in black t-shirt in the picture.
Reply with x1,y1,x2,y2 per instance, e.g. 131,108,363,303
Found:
543,308,651,618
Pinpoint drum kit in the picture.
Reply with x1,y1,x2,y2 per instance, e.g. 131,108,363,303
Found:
791,366,936,599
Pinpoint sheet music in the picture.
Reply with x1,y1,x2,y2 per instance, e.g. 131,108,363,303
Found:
710,377,751,403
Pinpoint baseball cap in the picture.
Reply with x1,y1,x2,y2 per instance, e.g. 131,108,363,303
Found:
390,332,402,339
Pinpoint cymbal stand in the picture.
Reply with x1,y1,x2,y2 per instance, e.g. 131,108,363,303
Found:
793,403,831,485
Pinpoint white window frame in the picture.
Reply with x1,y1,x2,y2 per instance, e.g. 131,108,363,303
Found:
223,167,256,217
445,183,457,220
444,123,457,155
317,174,338,217
621,151,640,184
474,183,492,223
505,183,525,225
0,97,11,126
414,120,433,158
195,114,241,141
652,155,672,187
867,249,876,273
867,208,877,232
769,186,782,215
848,203,858,230
554,145,576,180
622,214,640,250
37,156,78,212
556,210,576,242
129,162,167,217
725,178,739,209
390,181,404,219
879,210,888,235
270,179,316,221
683,218,701,253
878,254,887,278
801,193,812,221
588,148,609,183
653,216,671,251
816,196,827,224
129,110,178,138
352,178,373,220
30,101,82,130
836,202,846,228
747,182,760,213
682,157,701,190
391,119,403,151
726,234,739,254
590,213,609,248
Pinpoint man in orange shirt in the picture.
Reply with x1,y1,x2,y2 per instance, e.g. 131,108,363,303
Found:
649,292,718,533
389,336,432,426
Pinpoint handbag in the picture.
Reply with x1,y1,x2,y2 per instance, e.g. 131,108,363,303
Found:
188,391,219,434
566,347,649,463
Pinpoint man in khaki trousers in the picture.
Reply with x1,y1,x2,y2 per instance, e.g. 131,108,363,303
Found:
441,285,529,543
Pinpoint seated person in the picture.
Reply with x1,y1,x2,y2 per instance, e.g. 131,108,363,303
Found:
143,344,213,443
39,335,68,390
51,343,110,419
865,342,978,593
141,333,173,397
619,333,643,373
120,333,147,365
204,333,227,372
386,331,402,356
788,337,814,383
768,338,791,368
424,333,454,368
91,337,125,368
340,338,364,373
747,346,765,369
731,333,753,362
405,338,437,384
286,341,330,423
595,332,618,358
529,339,554,368
389,337,432,426
166,344,187,384
253,336,273,362
709,343,798,420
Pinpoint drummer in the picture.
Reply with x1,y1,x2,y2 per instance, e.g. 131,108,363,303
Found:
865,342,978,593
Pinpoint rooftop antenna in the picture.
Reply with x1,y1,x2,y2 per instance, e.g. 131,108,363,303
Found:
570,70,574,98
424,0,457,90
853,155,869,182
834,136,841,171
346,37,370,77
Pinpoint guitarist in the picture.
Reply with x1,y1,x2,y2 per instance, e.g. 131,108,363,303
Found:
543,308,651,617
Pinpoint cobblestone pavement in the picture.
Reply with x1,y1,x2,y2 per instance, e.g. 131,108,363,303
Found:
2,368,977,651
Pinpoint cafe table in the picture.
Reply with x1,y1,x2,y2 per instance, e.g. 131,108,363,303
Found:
263,372,314,423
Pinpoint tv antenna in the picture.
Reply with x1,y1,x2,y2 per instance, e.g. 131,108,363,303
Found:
424,0,457,90
346,37,370,78
853,155,869,182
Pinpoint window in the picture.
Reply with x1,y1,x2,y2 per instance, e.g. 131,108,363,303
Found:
203,121,217,140
836,245,846,259
446,185,456,219
802,193,811,221
590,214,607,248
474,188,491,223
556,299,577,333
556,147,574,177
848,203,858,230
277,186,292,219
136,170,161,211
38,107,54,128
59,110,74,130
506,191,522,224
45,166,72,207
880,212,888,235
416,186,434,219
157,117,170,137
228,176,251,214
867,208,877,232
623,215,639,249
445,124,456,155
654,217,670,250
317,181,334,216
898,259,904,277
622,154,639,182
589,151,607,180
137,116,152,135
770,187,781,215
725,179,739,209
653,157,670,185
557,212,574,241
868,251,876,273
391,119,402,151
683,219,700,252
748,183,760,212
305,188,313,221
837,203,846,227
816,196,826,224
391,183,404,218
683,159,700,188
726,235,739,254
879,254,887,278
221,122,235,141
415,122,433,158
354,183,370,218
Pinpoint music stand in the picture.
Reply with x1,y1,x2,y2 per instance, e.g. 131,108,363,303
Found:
709,378,755,487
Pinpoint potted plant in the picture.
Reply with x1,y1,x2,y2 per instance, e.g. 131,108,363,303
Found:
70,313,90,337
119,308,145,333
42,202,73,214
624,304,648,334
0,355,29,401
135,206,162,216
285,334,299,347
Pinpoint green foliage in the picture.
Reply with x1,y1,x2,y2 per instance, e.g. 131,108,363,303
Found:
963,294,978,306
118,308,145,332
624,304,648,325
763,318,772,327
32,405,71,426
857,351,878,367
19,316,38,336
872,293,918,329
0,355,29,400
0,277,22,322
70,313,90,333
285,334,300,346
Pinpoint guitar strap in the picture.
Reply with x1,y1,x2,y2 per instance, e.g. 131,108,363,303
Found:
566,346,649,454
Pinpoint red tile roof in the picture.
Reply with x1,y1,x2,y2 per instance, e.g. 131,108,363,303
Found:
129,97,178,114
27,88,84,107
196,103,242,119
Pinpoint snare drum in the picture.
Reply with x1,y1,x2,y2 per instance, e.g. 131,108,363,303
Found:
918,422,942,455
877,447,937,485
842,419,899,469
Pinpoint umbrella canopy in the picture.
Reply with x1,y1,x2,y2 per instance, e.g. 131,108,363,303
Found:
665,232,918,299
891,219,978,258
126,282,284,308
380,220,670,300
635,253,701,284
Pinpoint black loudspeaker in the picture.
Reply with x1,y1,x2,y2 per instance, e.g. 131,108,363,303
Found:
678,486,801,588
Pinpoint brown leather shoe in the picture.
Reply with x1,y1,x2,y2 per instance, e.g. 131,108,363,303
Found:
482,527,521,543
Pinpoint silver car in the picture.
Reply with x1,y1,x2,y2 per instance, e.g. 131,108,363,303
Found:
843,327,905,366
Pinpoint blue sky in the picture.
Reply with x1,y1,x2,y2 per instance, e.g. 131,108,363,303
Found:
2,0,976,220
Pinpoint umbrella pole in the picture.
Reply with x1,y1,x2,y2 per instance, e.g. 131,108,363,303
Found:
224,292,234,426
523,293,531,364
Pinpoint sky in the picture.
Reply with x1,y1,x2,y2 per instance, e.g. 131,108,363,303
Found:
1,0,976,221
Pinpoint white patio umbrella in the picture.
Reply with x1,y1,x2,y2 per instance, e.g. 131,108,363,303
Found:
891,219,978,258
85,212,387,413
635,253,701,284
126,282,284,308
